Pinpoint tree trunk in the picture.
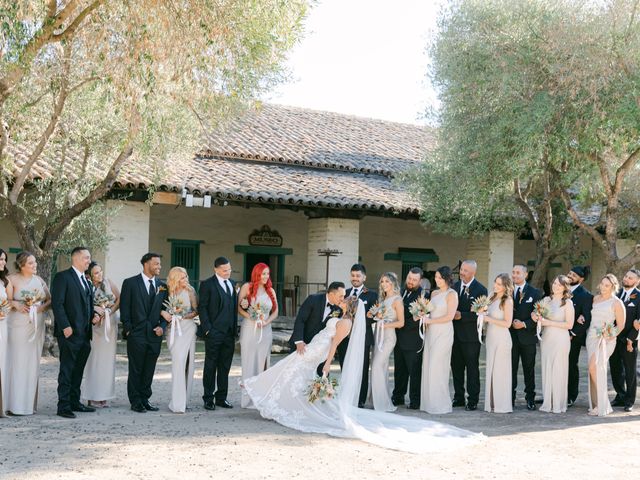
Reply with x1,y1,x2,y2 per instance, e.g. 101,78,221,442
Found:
34,251,58,357
530,246,552,291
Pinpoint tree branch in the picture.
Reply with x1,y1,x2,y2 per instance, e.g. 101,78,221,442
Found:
514,178,541,242
559,188,603,245
52,1,105,42
613,147,640,196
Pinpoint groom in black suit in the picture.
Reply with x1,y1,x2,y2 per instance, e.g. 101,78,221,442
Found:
452,260,487,411
510,264,542,410
337,264,377,408
566,265,593,407
120,252,168,413
290,281,346,375
52,247,98,418
199,256,238,410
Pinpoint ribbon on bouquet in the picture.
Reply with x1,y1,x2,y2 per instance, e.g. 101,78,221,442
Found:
103,308,112,343
536,318,543,341
476,314,484,345
254,318,264,343
417,315,428,353
168,315,183,348
376,320,386,352
594,336,609,367
28,304,39,343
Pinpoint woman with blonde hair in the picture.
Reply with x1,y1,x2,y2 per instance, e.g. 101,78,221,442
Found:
585,274,625,416
161,267,198,413
482,273,514,413
533,275,574,413
369,272,404,411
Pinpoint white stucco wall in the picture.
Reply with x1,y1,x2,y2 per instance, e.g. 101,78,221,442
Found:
306,218,359,286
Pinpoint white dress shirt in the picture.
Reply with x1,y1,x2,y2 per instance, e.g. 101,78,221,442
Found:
142,272,156,294
215,274,232,295
72,266,89,291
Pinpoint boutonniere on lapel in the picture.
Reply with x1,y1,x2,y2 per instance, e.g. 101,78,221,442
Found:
156,285,167,294
328,309,341,319
463,286,470,298
630,293,637,300
361,286,368,294
519,289,525,303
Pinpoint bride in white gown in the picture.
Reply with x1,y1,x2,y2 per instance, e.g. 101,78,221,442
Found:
243,298,485,453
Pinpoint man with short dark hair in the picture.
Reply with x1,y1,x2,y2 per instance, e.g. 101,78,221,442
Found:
566,265,593,407
199,256,238,410
610,268,640,412
120,252,168,413
392,267,424,409
337,264,377,408
52,247,98,418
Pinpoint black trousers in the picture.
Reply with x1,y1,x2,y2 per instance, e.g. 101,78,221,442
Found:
568,334,585,402
56,336,91,413
337,339,371,406
451,340,481,405
202,333,235,403
511,340,537,402
609,340,638,407
391,346,422,407
126,337,161,406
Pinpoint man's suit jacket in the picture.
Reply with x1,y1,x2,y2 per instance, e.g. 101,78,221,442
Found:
289,293,340,349
618,287,640,345
452,279,488,343
198,276,238,340
510,283,543,345
51,268,93,342
345,286,377,347
569,283,593,339
395,286,424,351
120,274,168,343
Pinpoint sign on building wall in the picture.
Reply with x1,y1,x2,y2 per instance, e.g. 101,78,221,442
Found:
249,225,283,247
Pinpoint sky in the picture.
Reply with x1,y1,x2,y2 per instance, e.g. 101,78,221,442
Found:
264,0,445,126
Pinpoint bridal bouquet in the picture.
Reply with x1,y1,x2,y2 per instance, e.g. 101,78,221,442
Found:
0,298,10,317
595,322,618,339
307,375,338,404
248,302,271,322
20,289,44,307
163,295,187,347
94,291,116,341
533,299,550,340
368,301,387,321
409,296,432,319
471,295,491,344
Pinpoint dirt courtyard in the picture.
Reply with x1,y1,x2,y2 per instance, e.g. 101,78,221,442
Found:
1,348,638,479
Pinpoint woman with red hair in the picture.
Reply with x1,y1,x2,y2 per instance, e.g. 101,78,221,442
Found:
238,263,279,408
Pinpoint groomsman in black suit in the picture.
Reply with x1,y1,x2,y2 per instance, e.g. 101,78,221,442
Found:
451,260,487,411
391,267,424,409
337,264,377,408
290,282,346,364
51,247,98,418
510,265,542,410
566,265,593,407
610,268,640,412
120,253,168,413
199,257,238,410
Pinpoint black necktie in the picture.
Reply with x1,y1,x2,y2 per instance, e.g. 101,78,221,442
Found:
148,279,156,305
352,289,359,298
81,275,91,294
224,280,232,296
514,287,520,301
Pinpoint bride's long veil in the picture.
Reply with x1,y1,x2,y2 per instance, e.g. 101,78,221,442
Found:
337,300,485,453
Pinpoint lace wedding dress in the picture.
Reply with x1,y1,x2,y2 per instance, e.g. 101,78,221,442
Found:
243,301,485,453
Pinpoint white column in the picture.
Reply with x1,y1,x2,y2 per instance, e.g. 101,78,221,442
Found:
306,218,359,286
466,231,514,287
103,201,150,288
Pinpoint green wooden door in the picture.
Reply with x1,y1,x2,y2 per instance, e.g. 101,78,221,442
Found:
170,240,201,288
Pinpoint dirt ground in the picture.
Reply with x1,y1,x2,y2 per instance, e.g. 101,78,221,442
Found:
0,347,638,479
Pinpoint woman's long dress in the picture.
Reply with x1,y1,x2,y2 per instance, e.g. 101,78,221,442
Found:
420,289,454,414
82,279,119,402
484,299,512,413
539,299,571,413
168,289,198,413
240,290,273,408
0,281,8,417
370,295,401,412
6,276,46,415
243,306,485,454
586,297,621,416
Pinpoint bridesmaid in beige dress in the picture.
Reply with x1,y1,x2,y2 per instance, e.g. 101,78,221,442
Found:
420,266,457,414
586,274,625,417
83,262,121,408
482,273,513,413
370,272,404,412
162,267,199,413
534,275,574,413
0,248,12,417
238,263,278,408
6,251,51,415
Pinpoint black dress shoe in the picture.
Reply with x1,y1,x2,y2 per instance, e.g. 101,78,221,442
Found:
465,403,477,411
215,400,233,409
358,403,365,409
57,410,76,419
72,403,96,413
203,401,216,411
567,398,576,408
624,405,633,412
407,404,419,410
452,399,466,408
131,404,146,413
392,398,404,407
143,402,159,411
527,400,536,411
612,398,625,407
